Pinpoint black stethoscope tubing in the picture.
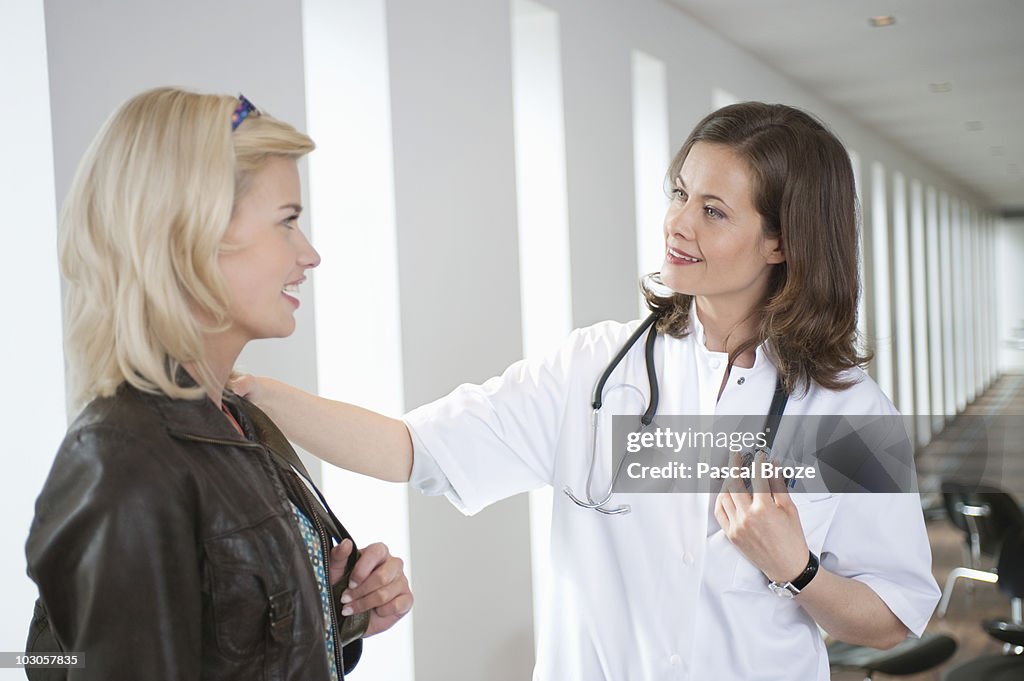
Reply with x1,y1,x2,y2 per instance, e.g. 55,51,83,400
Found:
593,312,789,444
567,311,791,515
591,312,661,425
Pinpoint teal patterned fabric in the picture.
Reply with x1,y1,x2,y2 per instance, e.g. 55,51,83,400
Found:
289,501,340,681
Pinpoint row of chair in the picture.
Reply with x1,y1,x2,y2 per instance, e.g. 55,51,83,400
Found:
827,480,1024,680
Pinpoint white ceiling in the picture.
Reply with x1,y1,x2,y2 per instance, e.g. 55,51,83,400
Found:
665,0,1024,213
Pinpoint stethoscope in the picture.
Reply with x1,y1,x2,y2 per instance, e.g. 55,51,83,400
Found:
563,311,790,515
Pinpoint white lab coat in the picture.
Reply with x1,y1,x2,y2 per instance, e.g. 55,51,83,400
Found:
404,312,940,681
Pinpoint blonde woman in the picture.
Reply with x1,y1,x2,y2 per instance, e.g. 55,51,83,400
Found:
25,88,411,681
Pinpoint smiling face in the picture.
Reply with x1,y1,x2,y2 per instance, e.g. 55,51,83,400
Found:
661,142,784,316
217,156,320,347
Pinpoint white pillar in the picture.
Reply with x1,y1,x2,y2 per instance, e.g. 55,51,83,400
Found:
951,198,966,412
870,162,894,400
939,192,956,416
925,187,944,434
909,179,930,445
961,202,976,403
890,173,914,437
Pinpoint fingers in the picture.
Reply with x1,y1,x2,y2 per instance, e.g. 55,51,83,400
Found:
227,375,282,404
369,588,414,620
723,453,752,509
715,490,735,531
228,374,256,397
768,469,794,510
719,451,791,529
364,586,415,637
342,559,409,616
339,543,410,618
329,539,355,586
346,542,390,589
749,451,772,497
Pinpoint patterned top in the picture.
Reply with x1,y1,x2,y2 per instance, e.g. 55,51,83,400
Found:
289,501,340,681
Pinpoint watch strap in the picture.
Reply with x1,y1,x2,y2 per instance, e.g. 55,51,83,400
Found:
767,551,819,597
789,550,819,591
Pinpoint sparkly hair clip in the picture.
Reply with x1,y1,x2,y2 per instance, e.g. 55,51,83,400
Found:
231,94,260,131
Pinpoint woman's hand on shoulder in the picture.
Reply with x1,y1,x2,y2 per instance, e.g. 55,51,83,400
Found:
229,373,277,405
331,539,413,637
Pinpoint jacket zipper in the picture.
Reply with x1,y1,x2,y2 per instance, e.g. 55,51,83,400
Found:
292,471,346,678
167,430,264,449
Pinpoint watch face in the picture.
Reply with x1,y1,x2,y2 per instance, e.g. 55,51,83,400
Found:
768,582,797,599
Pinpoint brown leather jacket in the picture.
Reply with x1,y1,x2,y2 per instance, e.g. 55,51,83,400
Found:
25,383,368,680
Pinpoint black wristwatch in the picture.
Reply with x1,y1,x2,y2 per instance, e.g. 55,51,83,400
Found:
767,551,819,598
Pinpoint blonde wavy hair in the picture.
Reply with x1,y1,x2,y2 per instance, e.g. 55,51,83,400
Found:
60,87,314,408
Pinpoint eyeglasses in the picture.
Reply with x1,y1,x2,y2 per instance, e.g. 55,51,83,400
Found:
231,94,259,131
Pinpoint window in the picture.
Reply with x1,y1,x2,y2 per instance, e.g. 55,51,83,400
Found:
511,0,572,646
632,50,671,315
303,1,413,677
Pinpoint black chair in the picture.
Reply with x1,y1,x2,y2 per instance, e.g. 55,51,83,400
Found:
937,480,1024,617
828,633,957,680
942,527,1024,679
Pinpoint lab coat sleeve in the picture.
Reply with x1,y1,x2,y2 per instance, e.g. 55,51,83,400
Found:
819,493,940,637
404,326,598,516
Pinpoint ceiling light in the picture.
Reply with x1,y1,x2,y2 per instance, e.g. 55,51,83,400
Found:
929,82,953,93
868,15,896,27
965,121,985,131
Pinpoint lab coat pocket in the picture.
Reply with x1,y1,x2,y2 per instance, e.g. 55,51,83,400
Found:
729,551,771,593
790,492,839,556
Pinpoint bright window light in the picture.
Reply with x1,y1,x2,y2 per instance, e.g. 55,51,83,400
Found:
511,0,572,650
950,198,966,412
870,162,894,400
938,192,956,417
849,152,869,356
890,172,914,441
302,1,413,678
908,179,930,446
632,50,670,315
925,186,944,432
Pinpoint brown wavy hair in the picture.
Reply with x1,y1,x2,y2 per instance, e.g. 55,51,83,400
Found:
642,102,870,396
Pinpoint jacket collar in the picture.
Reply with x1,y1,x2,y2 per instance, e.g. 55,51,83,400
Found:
142,368,256,444
132,368,311,483
225,390,307,473
140,369,311,479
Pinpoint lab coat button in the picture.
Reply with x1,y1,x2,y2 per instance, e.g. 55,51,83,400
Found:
670,654,682,667
682,552,694,566
709,359,721,370
737,376,746,385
